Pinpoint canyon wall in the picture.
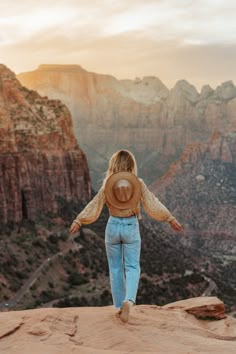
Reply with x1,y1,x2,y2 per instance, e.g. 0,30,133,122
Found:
0,65,90,224
150,131,236,235
18,64,236,189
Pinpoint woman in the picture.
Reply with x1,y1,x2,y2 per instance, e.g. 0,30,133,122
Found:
69,149,183,323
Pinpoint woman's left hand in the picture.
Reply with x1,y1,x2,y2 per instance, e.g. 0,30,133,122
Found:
169,218,183,231
69,222,81,234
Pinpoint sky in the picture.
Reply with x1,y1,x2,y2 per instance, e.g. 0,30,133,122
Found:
1,0,236,90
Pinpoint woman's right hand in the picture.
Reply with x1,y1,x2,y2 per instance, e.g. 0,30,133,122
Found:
69,222,81,234
169,218,183,231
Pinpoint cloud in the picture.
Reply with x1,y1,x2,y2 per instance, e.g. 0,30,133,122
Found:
1,0,236,45
1,0,236,89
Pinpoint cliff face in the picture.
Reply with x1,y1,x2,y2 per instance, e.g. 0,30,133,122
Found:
144,131,236,311
150,131,236,236
0,65,91,224
18,65,236,189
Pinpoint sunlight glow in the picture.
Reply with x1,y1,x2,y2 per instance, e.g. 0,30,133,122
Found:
0,0,236,88
0,7,76,45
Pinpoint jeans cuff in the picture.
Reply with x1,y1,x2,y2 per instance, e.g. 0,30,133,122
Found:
124,299,135,305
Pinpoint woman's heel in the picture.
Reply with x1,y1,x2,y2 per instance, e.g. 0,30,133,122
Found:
120,300,134,323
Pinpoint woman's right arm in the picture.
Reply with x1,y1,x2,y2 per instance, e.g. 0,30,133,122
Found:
69,186,106,234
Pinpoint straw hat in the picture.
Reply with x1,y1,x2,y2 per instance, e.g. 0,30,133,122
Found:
104,171,141,209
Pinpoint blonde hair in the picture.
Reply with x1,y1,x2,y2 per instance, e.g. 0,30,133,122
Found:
101,149,138,189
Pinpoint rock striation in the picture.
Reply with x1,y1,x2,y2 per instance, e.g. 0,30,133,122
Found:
0,64,91,224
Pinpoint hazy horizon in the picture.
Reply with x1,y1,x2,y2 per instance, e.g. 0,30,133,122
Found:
1,0,236,90
16,62,236,93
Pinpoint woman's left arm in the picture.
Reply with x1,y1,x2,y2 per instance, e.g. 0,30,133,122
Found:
140,178,183,231
69,186,106,233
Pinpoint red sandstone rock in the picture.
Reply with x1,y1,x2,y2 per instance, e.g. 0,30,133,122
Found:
0,64,91,224
148,130,236,238
150,131,236,191
0,297,235,354
163,296,226,320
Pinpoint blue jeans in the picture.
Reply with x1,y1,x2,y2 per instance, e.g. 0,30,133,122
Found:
105,215,141,308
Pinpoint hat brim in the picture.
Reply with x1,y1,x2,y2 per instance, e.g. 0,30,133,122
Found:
104,171,141,209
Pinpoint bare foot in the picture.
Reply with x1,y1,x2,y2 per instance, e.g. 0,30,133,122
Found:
120,300,134,323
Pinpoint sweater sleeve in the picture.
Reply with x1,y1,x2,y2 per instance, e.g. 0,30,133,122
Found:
140,179,175,222
73,186,106,226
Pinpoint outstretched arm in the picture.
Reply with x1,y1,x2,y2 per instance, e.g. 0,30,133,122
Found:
69,186,106,234
140,178,183,231
168,218,183,231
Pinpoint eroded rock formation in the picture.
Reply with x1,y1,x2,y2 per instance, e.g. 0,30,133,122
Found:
0,64,90,224
150,131,236,235
18,65,236,189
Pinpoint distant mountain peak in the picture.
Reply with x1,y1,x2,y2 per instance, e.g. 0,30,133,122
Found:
215,80,236,100
171,79,199,103
37,64,87,73
200,84,214,99
174,79,198,91
0,64,16,78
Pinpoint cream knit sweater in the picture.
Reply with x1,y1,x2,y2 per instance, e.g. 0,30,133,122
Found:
73,178,175,227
